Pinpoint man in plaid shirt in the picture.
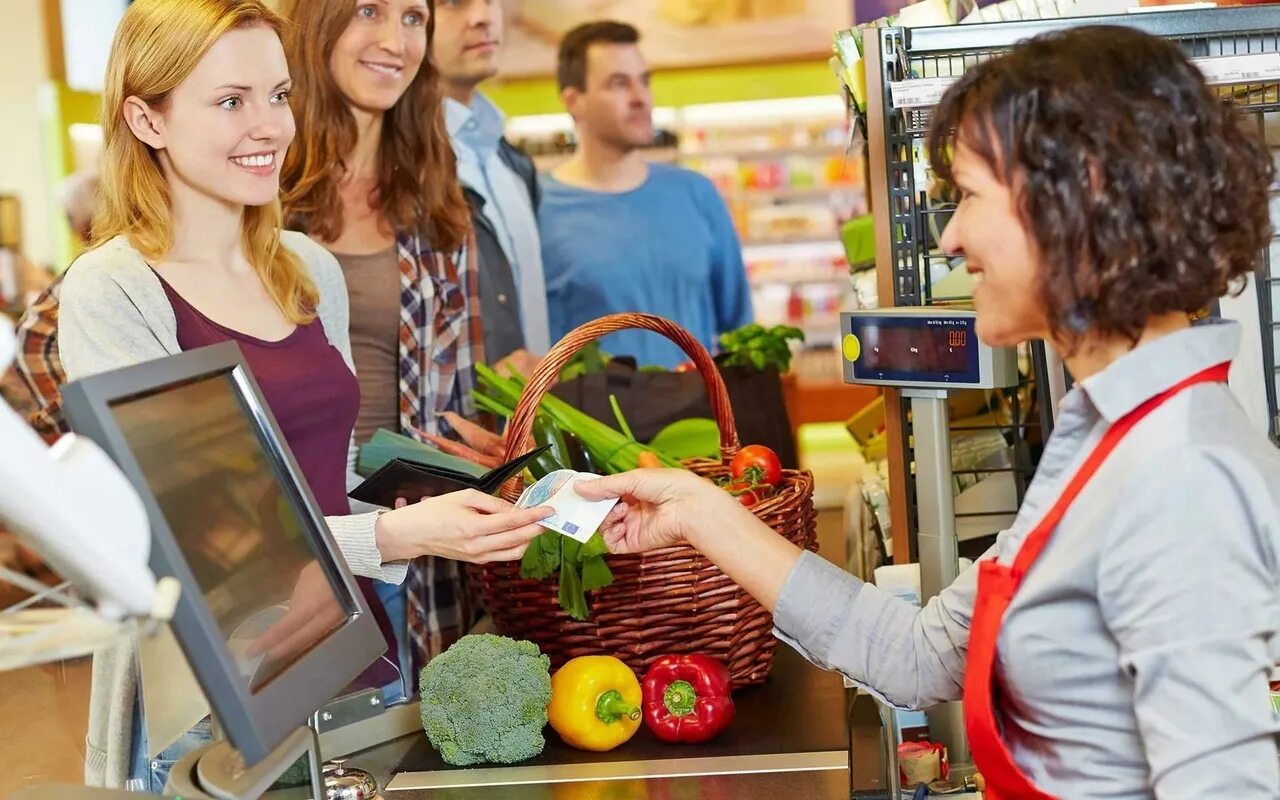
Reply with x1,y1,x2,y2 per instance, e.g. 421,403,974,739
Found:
0,277,63,577
11,276,65,445
7,169,93,445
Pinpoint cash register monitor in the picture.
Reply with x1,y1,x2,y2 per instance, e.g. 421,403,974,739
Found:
61,342,385,767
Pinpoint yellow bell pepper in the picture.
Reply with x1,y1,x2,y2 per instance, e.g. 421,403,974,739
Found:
547,656,643,752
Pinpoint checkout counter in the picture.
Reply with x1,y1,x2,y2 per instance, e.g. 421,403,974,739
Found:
337,644,852,800
0,339,874,800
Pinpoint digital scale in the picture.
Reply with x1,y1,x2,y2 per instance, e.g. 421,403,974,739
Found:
840,308,1019,773
841,307,1017,391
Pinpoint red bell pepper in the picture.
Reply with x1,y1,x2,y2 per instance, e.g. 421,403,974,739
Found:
641,654,735,744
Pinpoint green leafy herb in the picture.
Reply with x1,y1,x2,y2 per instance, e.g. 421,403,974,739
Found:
559,341,611,382
579,531,610,560
717,323,805,373
556,538,589,620
512,427,615,618
557,561,586,620
580,556,613,593
520,532,562,581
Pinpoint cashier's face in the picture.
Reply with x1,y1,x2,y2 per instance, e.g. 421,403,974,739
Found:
938,138,1051,347
570,43,655,150
122,24,295,209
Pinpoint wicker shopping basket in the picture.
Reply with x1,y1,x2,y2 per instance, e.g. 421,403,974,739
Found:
468,313,818,688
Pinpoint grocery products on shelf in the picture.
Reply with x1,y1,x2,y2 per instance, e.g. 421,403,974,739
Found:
747,251,851,346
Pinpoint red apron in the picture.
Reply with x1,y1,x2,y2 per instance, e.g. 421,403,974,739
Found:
961,362,1231,800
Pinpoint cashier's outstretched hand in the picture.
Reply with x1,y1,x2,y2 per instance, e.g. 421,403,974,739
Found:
577,469,744,555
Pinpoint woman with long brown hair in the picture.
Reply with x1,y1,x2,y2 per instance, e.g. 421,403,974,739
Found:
277,0,487,691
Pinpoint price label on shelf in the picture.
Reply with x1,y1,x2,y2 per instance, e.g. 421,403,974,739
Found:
888,53,1280,110
889,77,957,109
1192,53,1280,86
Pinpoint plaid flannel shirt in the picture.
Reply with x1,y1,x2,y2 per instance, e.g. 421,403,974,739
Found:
12,275,66,445
394,230,486,671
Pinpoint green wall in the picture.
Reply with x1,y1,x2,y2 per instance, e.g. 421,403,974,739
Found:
485,59,837,116
45,85,100,269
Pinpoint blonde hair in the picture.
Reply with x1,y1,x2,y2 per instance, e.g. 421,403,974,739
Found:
93,0,317,324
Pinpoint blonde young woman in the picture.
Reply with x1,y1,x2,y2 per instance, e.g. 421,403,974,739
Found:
58,0,548,789
277,0,505,684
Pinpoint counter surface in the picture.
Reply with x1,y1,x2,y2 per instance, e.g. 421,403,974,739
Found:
350,645,851,797
383,769,851,799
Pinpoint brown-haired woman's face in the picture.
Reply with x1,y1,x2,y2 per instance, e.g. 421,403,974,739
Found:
330,1,430,115
939,140,1051,348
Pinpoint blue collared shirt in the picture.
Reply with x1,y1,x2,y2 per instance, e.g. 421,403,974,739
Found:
445,93,550,354
775,320,1280,798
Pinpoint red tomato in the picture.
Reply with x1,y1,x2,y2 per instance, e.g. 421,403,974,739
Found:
730,445,782,487
728,481,760,506
673,360,697,373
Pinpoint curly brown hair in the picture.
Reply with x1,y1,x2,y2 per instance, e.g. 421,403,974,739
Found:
277,0,469,253
927,25,1274,347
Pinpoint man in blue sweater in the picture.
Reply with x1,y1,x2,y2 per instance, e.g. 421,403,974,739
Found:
539,21,753,369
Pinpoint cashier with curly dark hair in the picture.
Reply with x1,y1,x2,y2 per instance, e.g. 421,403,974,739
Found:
579,25,1280,800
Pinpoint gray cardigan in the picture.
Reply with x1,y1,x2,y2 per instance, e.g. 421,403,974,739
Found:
59,232,408,787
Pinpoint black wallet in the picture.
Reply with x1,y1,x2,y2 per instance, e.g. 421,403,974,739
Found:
348,445,550,508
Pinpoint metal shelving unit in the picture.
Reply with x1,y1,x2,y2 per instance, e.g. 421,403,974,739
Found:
865,6,1280,561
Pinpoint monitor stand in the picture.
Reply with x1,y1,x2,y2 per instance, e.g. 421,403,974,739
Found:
167,726,325,800
7,727,326,800
904,387,972,778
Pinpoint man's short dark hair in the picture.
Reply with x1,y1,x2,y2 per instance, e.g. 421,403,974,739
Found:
556,21,640,92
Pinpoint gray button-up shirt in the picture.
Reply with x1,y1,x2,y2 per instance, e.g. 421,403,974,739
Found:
775,320,1280,798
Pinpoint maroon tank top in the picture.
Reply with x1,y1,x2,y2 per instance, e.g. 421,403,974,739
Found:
156,273,398,690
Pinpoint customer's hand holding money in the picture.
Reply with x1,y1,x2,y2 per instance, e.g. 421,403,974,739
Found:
375,489,553,565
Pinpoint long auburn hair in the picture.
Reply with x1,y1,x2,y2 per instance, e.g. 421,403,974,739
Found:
93,0,317,324
277,0,469,252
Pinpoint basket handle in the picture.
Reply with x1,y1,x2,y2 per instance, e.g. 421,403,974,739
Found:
499,313,740,486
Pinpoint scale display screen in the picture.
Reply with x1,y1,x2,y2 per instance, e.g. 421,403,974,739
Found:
859,325,973,374
842,310,998,388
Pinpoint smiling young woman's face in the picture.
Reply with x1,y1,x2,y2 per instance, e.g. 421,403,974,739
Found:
330,0,430,115
129,23,294,208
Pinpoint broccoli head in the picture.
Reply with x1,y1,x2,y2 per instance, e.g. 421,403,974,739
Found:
419,634,553,766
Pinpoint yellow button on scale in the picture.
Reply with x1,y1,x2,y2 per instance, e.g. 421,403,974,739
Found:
842,333,861,362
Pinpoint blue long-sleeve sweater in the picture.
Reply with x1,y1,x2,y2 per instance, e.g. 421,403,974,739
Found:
539,163,753,368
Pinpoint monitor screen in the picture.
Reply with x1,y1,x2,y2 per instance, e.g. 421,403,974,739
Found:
108,371,348,693
63,343,386,765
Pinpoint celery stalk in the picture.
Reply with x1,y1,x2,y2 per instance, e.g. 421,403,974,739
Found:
474,363,682,472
